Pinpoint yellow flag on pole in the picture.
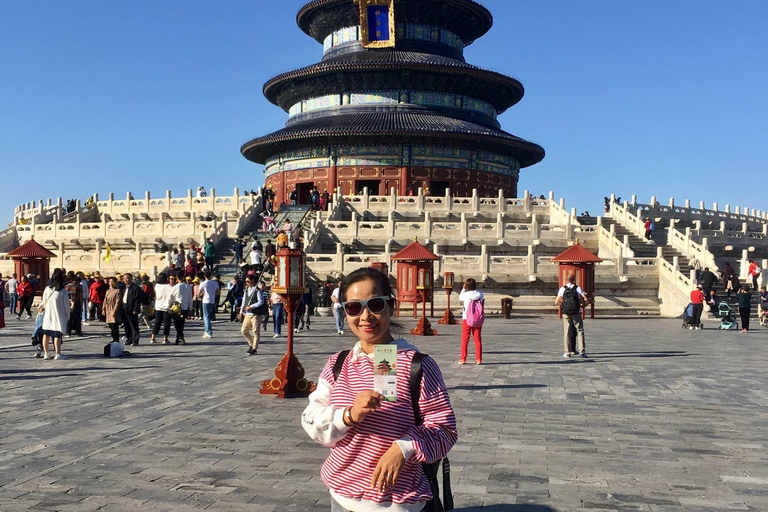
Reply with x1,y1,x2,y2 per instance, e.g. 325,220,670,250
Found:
104,243,111,263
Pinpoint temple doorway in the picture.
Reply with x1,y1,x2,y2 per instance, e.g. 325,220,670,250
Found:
429,181,451,197
296,182,314,205
356,180,381,195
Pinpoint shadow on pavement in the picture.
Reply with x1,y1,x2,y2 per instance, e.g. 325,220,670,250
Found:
482,351,541,355
454,505,557,511
450,384,547,391
0,366,160,373
590,351,696,358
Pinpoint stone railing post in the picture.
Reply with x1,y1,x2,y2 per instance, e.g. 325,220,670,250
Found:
126,192,133,213
387,211,395,238
417,187,425,211
523,190,531,214
740,249,749,280
390,187,398,212
685,199,691,208
480,244,489,273
471,188,480,213
496,212,504,241
445,188,452,213
622,235,629,257
165,190,172,212
187,189,194,214
673,255,680,272
531,214,541,239
336,242,344,272
363,187,370,210
526,245,535,274
497,188,504,213
351,215,359,238
423,212,431,240
460,212,468,240
617,251,626,275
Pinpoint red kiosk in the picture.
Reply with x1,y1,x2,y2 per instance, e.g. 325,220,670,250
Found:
552,242,601,319
391,239,438,319
7,238,56,296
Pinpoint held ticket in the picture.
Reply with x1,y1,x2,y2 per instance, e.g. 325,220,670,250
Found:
373,344,398,402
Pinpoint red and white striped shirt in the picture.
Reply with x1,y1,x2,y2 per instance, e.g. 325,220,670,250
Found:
302,339,457,511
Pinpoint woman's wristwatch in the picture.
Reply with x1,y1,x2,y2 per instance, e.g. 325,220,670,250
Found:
343,407,358,427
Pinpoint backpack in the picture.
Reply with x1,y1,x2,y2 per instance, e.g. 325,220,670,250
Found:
465,299,484,328
649,222,655,230
333,350,453,512
103,339,131,357
561,286,581,315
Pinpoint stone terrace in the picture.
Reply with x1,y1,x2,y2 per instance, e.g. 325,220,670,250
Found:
1,316,767,511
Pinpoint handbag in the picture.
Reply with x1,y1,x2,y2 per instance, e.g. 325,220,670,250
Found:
170,302,181,316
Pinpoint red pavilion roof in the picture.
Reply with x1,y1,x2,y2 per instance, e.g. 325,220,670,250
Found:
7,239,57,258
552,243,601,263
391,240,439,261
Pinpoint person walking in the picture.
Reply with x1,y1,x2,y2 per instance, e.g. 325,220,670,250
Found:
204,238,216,269
458,278,484,364
6,273,18,322
172,270,193,344
79,272,90,326
331,284,345,335
39,271,71,360
121,273,144,346
689,284,705,330
270,288,284,338
198,271,218,338
747,260,761,291
66,272,84,337
16,275,34,320
150,272,174,344
644,218,652,241
249,245,263,273
736,285,752,333
102,277,123,342
298,286,314,331
138,274,154,329
226,276,243,322
691,257,702,285
233,238,244,265
264,239,276,264
192,277,202,320
555,274,587,358
239,276,267,355
301,267,457,512
88,275,106,321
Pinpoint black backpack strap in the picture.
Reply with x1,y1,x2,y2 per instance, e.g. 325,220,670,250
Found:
410,352,425,424
332,349,351,382
410,352,452,511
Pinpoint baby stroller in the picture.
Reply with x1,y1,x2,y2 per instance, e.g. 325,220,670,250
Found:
717,302,739,330
681,303,701,329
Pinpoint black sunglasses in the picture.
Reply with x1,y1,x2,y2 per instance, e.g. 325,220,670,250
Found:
341,295,390,317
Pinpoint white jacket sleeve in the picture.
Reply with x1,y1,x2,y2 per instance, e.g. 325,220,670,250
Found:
300,378,352,447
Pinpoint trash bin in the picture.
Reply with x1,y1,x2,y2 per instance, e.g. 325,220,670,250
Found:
500,298,512,319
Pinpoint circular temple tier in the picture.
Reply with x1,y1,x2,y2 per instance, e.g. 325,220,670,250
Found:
242,0,544,203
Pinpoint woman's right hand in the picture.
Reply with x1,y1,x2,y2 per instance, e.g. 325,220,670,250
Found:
351,390,384,423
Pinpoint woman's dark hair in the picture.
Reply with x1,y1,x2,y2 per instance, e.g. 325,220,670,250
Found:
156,272,168,285
339,267,394,302
66,271,76,283
464,278,477,291
52,271,66,291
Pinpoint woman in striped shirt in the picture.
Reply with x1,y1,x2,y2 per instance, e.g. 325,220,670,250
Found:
302,268,457,511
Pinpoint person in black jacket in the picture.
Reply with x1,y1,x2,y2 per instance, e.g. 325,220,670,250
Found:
121,273,145,346
699,267,718,297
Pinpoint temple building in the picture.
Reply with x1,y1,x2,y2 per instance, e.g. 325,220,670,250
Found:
241,0,544,205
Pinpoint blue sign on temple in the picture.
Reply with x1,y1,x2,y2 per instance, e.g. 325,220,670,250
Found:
367,6,390,42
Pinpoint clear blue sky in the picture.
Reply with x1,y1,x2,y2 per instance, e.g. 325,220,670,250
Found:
1,0,766,226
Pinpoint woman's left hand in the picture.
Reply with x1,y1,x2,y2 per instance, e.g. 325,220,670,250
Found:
371,443,406,492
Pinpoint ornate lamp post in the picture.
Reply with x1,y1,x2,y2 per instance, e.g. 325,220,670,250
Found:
411,268,436,336
437,271,457,325
260,246,315,398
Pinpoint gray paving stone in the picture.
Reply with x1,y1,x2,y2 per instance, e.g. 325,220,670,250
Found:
2,315,768,510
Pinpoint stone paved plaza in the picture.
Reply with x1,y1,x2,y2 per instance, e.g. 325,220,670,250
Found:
1,312,767,512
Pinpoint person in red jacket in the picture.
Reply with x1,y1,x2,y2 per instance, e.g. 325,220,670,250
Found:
689,284,705,329
88,276,106,321
16,275,34,319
